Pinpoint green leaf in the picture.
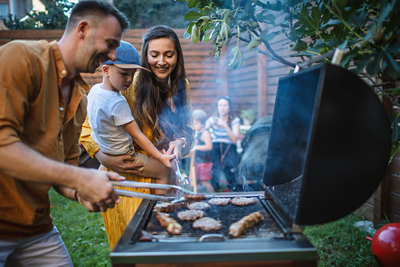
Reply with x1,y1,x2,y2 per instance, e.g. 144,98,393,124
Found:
363,21,376,41
385,8,400,33
365,51,384,76
321,19,343,30
391,113,400,141
203,31,212,42
340,47,359,67
378,0,395,26
184,11,203,21
248,38,263,50
384,51,400,77
389,141,400,165
260,29,278,42
353,54,372,74
337,39,348,50
186,22,195,34
298,7,320,34
188,0,199,9
228,46,243,69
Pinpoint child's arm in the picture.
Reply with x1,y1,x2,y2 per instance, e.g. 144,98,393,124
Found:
193,130,213,151
122,121,174,168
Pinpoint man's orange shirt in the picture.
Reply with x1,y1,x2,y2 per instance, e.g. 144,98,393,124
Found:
0,40,88,238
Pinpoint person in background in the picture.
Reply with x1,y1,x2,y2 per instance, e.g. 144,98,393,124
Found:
192,109,215,193
206,96,240,192
0,1,129,266
80,25,194,249
87,41,175,191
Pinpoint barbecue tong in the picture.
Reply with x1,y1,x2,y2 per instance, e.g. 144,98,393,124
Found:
111,180,195,203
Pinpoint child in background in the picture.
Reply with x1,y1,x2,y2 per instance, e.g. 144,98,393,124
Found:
192,109,215,193
87,41,175,190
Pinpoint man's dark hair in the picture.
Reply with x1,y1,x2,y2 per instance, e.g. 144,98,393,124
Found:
66,0,129,32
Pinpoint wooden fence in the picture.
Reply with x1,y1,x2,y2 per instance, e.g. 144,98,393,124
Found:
1,28,398,224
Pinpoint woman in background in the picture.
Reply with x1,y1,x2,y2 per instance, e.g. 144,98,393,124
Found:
205,96,240,192
80,25,194,249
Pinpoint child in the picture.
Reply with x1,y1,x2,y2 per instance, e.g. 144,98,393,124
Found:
87,41,175,190
192,109,215,193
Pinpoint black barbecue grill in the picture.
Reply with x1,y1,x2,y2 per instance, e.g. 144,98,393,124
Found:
110,63,391,267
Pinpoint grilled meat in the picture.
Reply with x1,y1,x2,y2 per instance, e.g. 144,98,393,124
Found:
177,210,205,221
184,194,207,201
193,217,222,231
229,211,264,237
153,202,187,213
187,202,211,210
156,212,182,235
231,197,257,206
208,198,231,206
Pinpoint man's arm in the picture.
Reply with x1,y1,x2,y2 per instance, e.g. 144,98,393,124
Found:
0,141,124,210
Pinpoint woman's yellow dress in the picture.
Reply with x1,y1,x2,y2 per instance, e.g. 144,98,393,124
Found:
79,73,193,250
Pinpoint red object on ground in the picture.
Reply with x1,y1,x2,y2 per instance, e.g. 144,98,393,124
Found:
367,223,400,267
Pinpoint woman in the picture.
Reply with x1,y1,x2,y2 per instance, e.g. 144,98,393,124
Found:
80,25,194,249
205,97,240,192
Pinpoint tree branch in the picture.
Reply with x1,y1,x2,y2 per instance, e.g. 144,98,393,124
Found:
237,35,296,67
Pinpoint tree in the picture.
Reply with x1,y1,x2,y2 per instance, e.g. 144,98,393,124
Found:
1,0,74,30
114,0,191,29
179,0,400,161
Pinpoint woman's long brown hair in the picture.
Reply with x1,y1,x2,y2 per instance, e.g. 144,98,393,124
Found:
134,25,194,150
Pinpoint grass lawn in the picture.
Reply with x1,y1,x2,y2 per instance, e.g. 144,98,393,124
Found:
49,187,380,267
49,188,111,267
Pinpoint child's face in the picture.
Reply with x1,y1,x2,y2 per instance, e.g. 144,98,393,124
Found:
105,65,137,92
193,119,204,131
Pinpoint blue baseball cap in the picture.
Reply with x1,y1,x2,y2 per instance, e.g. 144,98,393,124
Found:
103,40,150,72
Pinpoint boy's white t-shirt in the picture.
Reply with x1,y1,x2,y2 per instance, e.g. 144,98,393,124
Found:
87,83,134,155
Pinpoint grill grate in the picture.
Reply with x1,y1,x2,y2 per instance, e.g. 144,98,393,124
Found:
143,198,285,241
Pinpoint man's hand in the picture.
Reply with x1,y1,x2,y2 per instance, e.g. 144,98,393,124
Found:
96,151,143,175
74,169,125,210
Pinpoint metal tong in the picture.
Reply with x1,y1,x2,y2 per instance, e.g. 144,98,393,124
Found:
111,181,195,203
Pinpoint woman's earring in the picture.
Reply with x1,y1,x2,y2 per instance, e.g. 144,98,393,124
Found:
168,75,171,88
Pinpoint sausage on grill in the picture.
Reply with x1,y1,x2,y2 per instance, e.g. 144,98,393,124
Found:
156,212,182,235
229,211,264,237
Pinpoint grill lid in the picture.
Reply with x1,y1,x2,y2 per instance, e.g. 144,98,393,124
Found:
263,63,391,225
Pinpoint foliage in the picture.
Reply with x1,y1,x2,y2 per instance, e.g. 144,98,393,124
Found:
179,0,400,160
304,212,380,266
1,0,73,30
240,109,256,124
49,188,111,267
114,0,191,29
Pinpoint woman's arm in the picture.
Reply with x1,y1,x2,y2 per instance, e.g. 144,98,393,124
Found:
80,116,143,175
194,130,212,151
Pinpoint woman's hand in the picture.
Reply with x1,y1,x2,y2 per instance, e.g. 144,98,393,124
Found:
166,139,185,160
215,117,229,129
95,150,143,175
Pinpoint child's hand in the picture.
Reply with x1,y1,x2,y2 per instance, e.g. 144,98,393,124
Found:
160,154,175,168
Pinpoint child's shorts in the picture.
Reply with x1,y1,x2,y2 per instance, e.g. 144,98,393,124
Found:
194,162,212,181
123,147,148,173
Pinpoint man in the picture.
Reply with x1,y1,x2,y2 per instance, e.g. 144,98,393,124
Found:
0,1,141,266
